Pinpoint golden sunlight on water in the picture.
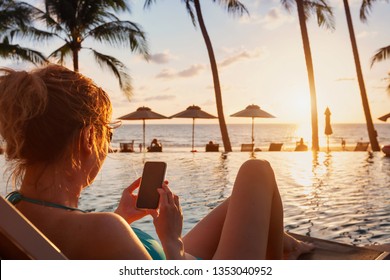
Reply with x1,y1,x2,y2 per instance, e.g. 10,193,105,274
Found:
292,123,312,146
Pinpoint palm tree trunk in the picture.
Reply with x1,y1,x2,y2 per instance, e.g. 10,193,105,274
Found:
343,0,380,151
193,0,232,152
72,48,79,72
296,0,319,151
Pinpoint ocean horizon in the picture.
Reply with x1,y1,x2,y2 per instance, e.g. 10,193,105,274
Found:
111,123,390,151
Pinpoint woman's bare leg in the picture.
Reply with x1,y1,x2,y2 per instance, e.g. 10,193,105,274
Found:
183,159,284,259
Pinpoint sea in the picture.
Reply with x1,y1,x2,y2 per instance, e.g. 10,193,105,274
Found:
1,123,390,246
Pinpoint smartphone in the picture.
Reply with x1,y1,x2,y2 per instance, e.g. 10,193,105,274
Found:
136,161,167,209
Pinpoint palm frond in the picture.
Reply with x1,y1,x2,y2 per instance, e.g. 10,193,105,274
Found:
143,0,158,9
8,26,57,42
0,0,35,31
280,1,334,30
281,0,295,12
360,0,389,22
212,0,249,16
304,0,335,30
0,38,48,65
91,49,132,98
47,43,72,65
182,0,197,27
371,45,390,67
87,21,149,57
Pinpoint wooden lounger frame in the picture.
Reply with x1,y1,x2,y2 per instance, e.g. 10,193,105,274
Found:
0,195,67,260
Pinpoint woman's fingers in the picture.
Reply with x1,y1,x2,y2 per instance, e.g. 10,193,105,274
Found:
127,177,142,193
174,195,181,212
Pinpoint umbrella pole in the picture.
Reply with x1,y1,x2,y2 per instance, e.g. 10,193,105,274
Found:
192,118,195,152
327,136,329,152
143,119,146,152
252,117,254,147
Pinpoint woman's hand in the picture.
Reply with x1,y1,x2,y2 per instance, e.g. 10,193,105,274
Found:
115,178,150,224
150,183,185,260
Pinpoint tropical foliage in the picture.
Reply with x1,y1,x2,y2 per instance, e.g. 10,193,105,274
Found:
360,0,390,93
0,0,47,65
2,0,149,97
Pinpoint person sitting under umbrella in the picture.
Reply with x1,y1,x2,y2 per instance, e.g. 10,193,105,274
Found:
147,138,162,152
0,65,313,260
295,138,308,151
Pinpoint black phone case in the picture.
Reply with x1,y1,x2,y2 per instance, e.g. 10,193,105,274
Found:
136,161,167,209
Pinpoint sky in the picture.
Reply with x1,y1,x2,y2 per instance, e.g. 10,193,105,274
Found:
2,0,390,127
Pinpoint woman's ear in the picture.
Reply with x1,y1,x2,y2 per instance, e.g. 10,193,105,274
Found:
81,125,94,154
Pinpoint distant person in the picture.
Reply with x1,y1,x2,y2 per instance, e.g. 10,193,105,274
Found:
1,65,313,260
295,138,308,151
205,141,219,152
341,138,346,150
139,143,142,152
148,138,162,152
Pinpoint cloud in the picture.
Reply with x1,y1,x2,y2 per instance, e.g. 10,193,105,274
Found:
219,48,264,68
156,64,205,79
336,77,356,81
155,69,176,79
240,7,294,30
261,7,294,30
144,95,176,102
177,64,204,77
357,30,378,39
149,51,175,64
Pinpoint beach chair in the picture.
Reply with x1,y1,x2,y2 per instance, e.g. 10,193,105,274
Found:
120,141,134,152
268,143,283,151
354,141,369,151
241,143,254,152
0,195,67,260
205,143,219,152
290,233,390,260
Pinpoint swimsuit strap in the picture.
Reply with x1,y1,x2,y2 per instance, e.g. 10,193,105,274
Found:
5,191,87,213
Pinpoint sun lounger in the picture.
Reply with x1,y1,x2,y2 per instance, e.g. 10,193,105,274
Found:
354,141,370,151
120,141,134,152
268,143,283,151
241,143,254,152
0,195,67,260
290,233,390,260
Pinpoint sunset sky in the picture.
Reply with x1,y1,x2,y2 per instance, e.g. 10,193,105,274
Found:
2,0,390,126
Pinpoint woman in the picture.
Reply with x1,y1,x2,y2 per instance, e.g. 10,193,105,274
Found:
0,65,312,260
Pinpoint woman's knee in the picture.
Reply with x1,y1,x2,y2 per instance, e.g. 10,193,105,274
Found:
239,159,273,174
235,159,277,191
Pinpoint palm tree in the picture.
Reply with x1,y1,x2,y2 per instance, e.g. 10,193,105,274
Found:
281,0,335,152
343,0,380,151
0,0,47,65
144,0,249,153
6,0,149,98
360,0,390,93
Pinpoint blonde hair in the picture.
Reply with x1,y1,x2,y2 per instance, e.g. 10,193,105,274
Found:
0,64,112,186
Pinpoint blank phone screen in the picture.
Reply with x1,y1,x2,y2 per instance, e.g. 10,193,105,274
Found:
136,162,167,209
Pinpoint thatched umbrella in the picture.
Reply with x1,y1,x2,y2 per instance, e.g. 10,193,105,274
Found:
230,104,275,149
324,107,333,151
170,105,217,152
379,113,390,122
118,106,168,151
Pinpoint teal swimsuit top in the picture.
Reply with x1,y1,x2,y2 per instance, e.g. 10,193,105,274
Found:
6,191,166,260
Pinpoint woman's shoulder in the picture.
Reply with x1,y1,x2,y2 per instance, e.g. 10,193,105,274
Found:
64,212,151,259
